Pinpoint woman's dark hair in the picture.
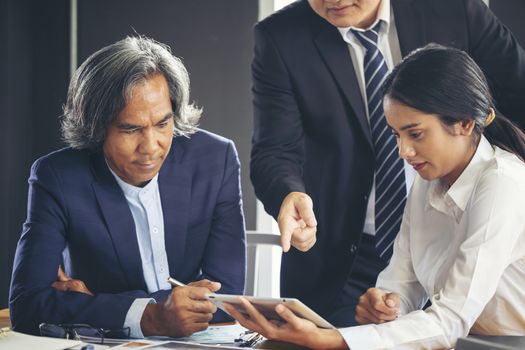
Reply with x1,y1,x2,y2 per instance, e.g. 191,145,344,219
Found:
61,36,202,150
383,43,525,161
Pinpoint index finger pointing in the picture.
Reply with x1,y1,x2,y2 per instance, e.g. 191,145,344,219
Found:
295,197,317,228
278,221,292,253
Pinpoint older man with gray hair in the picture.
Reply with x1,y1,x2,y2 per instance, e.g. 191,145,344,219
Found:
9,36,246,338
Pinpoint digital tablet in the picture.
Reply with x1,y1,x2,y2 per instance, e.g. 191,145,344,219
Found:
207,294,335,329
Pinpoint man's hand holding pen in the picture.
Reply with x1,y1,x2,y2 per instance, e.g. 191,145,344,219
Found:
140,278,221,337
51,271,223,337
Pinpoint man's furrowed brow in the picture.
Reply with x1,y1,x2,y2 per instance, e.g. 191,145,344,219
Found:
157,112,175,124
116,122,141,130
115,112,174,129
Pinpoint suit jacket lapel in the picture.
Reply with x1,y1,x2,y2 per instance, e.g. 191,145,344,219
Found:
393,0,427,56
159,138,191,278
311,13,373,148
90,153,146,290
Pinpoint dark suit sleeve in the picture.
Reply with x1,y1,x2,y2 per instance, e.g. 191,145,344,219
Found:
250,24,307,218
464,0,525,128
199,141,246,322
9,158,150,335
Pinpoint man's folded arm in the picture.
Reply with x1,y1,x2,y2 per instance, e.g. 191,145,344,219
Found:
9,284,153,335
9,158,153,335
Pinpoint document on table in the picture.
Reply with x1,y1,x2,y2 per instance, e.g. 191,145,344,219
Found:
0,327,81,350
148,323,251,345
177,324,249,344
132,340,241,349
111,324,263,349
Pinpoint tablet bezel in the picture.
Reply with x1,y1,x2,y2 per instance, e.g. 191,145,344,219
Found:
207,294,335,329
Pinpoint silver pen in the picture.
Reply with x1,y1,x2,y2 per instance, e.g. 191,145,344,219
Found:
167,276,186,287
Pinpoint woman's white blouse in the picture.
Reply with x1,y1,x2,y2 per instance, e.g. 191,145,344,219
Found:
341,136,525,349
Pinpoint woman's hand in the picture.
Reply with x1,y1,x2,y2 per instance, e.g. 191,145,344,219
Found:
355,288,400,324
223,297,347,349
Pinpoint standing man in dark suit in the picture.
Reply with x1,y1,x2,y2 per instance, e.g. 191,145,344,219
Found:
250,0,525,326
10,36,246,337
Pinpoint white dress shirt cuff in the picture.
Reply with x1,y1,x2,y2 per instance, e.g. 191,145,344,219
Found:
124,298,156,338
338,325,383,350
339,312,448,349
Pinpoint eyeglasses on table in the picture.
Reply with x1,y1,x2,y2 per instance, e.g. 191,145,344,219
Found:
39,323,130,345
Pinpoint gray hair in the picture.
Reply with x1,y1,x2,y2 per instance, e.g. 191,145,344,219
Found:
61,36,201,150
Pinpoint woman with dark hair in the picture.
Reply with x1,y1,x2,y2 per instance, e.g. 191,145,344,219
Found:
224,44,525,349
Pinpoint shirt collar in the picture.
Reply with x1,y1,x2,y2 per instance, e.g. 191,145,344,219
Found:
337,0,391,39
105,160,159,198
426,135,495,220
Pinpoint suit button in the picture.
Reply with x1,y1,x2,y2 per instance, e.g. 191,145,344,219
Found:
350,244,357,254
364,195,368,202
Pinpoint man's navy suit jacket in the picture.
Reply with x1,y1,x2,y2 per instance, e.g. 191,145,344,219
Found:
10,129,246,335
251,0,525,320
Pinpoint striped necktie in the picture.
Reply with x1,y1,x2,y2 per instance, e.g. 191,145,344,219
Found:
352,22,406,261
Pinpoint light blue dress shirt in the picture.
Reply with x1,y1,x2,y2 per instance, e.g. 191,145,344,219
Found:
107,164,171,338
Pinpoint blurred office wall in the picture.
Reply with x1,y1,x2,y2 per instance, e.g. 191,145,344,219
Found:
3,0,71,310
